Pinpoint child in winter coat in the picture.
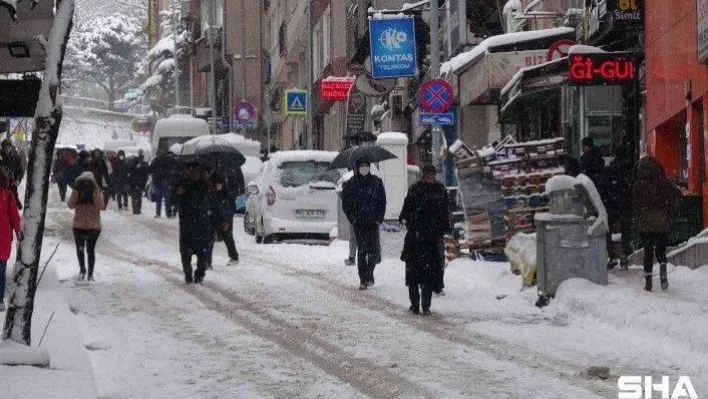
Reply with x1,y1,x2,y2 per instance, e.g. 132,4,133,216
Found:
0,166,21,311
68,172,104,281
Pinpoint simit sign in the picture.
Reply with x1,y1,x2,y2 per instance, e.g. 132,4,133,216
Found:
568,54,636,85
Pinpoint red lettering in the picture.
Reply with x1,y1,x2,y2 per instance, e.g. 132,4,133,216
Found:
570,56,589,80
569,55,635,84
600,61,616,79
525,57,532,66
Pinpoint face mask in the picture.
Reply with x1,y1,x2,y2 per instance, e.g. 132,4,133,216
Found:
359,166,370,176
119,156,124,160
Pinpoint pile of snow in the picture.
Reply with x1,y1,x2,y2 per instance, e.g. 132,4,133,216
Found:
503,0,521,13
242,156,263,184
568,44,606,54
268,150,338,166
181,133,261,157
576,174,608,236
58,110,133,149
504,232,537,287
440,27,575,76
544,175,578,194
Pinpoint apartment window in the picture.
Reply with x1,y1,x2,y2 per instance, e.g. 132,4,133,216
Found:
201,0,224,32
322,5,331,69
278,22,287,57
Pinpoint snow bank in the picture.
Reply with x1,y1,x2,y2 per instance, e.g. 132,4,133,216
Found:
576,174,608,236
0,341,50,366
376,132,408,144
503,0,521,13
568,45,606,54
440,27,575,76
242,156,263,184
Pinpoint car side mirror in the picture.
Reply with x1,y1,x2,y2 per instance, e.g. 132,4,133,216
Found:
247,185,259,195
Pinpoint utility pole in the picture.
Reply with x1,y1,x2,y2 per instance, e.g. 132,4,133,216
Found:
172,0,180,110
208,0,217,135
430,0,443,181
241,0,247,102
305,2,314,149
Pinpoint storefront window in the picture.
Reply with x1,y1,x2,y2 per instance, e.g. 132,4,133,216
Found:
587,115,624,158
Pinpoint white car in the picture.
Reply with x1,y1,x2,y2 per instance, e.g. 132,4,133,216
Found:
246,151,340,243
243,162,267,235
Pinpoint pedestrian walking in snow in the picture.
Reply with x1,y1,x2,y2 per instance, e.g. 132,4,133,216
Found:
128,150,149,215
172,162,222,284
68,172,105,282
580,137,605,189
87,149,111,208
399,165,451,315
337,170,358,266
341,157,386,290
52,151,72,202
111,150,130,211
601,146,634,269
0,139,24,210
632,157,681,292
0,167,21,311
206,173,239,266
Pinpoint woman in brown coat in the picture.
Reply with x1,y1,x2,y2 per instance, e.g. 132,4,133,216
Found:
632,157,681,291
68,172,104,281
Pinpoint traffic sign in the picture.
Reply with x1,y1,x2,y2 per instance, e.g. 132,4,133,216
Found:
233,101,255,128
420,112,455,125
284,89,307,116
547,39,576,61
419,79,454,113
369,16,417,79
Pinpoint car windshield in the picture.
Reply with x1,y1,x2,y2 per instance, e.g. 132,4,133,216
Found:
277,161,340,187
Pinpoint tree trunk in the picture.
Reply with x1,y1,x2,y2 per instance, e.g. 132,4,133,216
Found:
2,0,75,346
108,74,115,111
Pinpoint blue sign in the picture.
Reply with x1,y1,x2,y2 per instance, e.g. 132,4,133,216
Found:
284,89,308,116
420,112,455,125
234,101,255,128
369,17,417,79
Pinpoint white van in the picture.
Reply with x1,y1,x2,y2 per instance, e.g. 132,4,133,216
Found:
152,114,209,155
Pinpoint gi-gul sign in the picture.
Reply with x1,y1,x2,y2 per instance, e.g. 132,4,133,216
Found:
369,16,417,79
568,53,636,85
320,77,355,102
699,0,708,63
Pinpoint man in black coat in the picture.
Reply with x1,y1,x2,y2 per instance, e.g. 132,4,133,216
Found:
172,162,223,284
580,137,605,188
128,150,149,215
342,157,387,290
601,146,634,269
52,152,71,202
0,139,24,209
399,165,452,315
112,150,130,211
206,173,239,266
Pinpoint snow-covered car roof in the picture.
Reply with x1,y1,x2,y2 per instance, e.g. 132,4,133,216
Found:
268,150,338,166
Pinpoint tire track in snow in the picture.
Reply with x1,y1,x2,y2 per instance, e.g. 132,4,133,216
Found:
54,215,436,399
134,216,617,397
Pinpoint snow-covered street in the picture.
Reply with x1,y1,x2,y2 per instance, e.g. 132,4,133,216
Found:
2,188,706,398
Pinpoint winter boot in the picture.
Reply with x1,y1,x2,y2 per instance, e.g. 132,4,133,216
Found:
344,257,355,266
422,309,431,316
87,275,94,282
644,275,652,292
78,271,86,281
620,257,630,270
358,283,368,291
185,275,193,285
0,301,5,312
409,305,420,315
660,264,668,291
607,259,618,270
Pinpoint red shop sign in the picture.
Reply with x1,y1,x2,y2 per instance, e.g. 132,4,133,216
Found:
568,53,636,85
321,77,355,101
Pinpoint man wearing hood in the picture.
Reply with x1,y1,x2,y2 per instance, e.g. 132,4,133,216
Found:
399,165,451,315
128,150,149,214
341,157,386,290
112,150,130,211
580,137,605,189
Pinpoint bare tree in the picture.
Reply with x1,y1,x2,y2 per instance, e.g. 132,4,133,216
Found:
1,0,75,345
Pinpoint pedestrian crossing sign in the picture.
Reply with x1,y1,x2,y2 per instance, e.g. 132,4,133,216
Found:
284,89,308,117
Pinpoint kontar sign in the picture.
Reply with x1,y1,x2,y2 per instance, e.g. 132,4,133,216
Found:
568,54,635,85
321,78,355,101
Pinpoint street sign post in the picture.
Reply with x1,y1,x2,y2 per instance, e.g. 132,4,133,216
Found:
420,112,455,125
284,89,308,116
233,101,256,128
369,16,417,79
419,79,454,113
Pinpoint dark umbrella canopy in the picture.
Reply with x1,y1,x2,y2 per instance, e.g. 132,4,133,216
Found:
149,153,182,173
344,131,377,146
193,144,246,166
329,145,397,170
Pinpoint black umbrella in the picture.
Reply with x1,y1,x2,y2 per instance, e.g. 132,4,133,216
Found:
329,145,397,170
149,153,182,173
193,144,246,166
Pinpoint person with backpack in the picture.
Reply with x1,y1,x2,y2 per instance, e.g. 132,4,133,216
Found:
0,166,20,311
68,172,105,281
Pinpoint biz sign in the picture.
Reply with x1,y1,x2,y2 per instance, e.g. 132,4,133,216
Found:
618,376,697,399
320,77,355,102
568,53,636,86
369,16,417,79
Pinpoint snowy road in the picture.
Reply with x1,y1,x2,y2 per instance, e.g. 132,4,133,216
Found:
41,195,623,399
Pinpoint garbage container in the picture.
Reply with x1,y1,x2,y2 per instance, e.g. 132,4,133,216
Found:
535,176,608,297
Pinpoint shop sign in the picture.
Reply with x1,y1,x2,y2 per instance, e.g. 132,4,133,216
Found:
608,0,644,26
699,0,708,63
369,17,417,79
345,85,367,137
320,77,355,102
568,54,636,85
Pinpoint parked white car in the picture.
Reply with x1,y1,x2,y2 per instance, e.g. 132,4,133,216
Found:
246,151,340,243
243,162,267,235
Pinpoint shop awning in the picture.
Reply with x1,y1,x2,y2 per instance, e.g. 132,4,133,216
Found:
499,57,569,122
443,27,576,107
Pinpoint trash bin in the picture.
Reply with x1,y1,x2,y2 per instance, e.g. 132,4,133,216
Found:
535,176,608,297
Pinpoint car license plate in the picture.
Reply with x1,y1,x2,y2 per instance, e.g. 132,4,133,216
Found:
295,209,326,219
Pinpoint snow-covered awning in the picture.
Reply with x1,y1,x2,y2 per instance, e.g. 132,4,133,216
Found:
446,27,576,107
498,57,569,122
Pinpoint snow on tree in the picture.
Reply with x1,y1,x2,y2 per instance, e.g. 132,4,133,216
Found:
64,13,145,110
1,0,75,348
138,2,188,102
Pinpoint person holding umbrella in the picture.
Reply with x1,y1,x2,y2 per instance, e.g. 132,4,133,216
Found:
341,157,387,290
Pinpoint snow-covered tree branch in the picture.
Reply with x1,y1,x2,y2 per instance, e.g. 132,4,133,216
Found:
1,0,75,346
